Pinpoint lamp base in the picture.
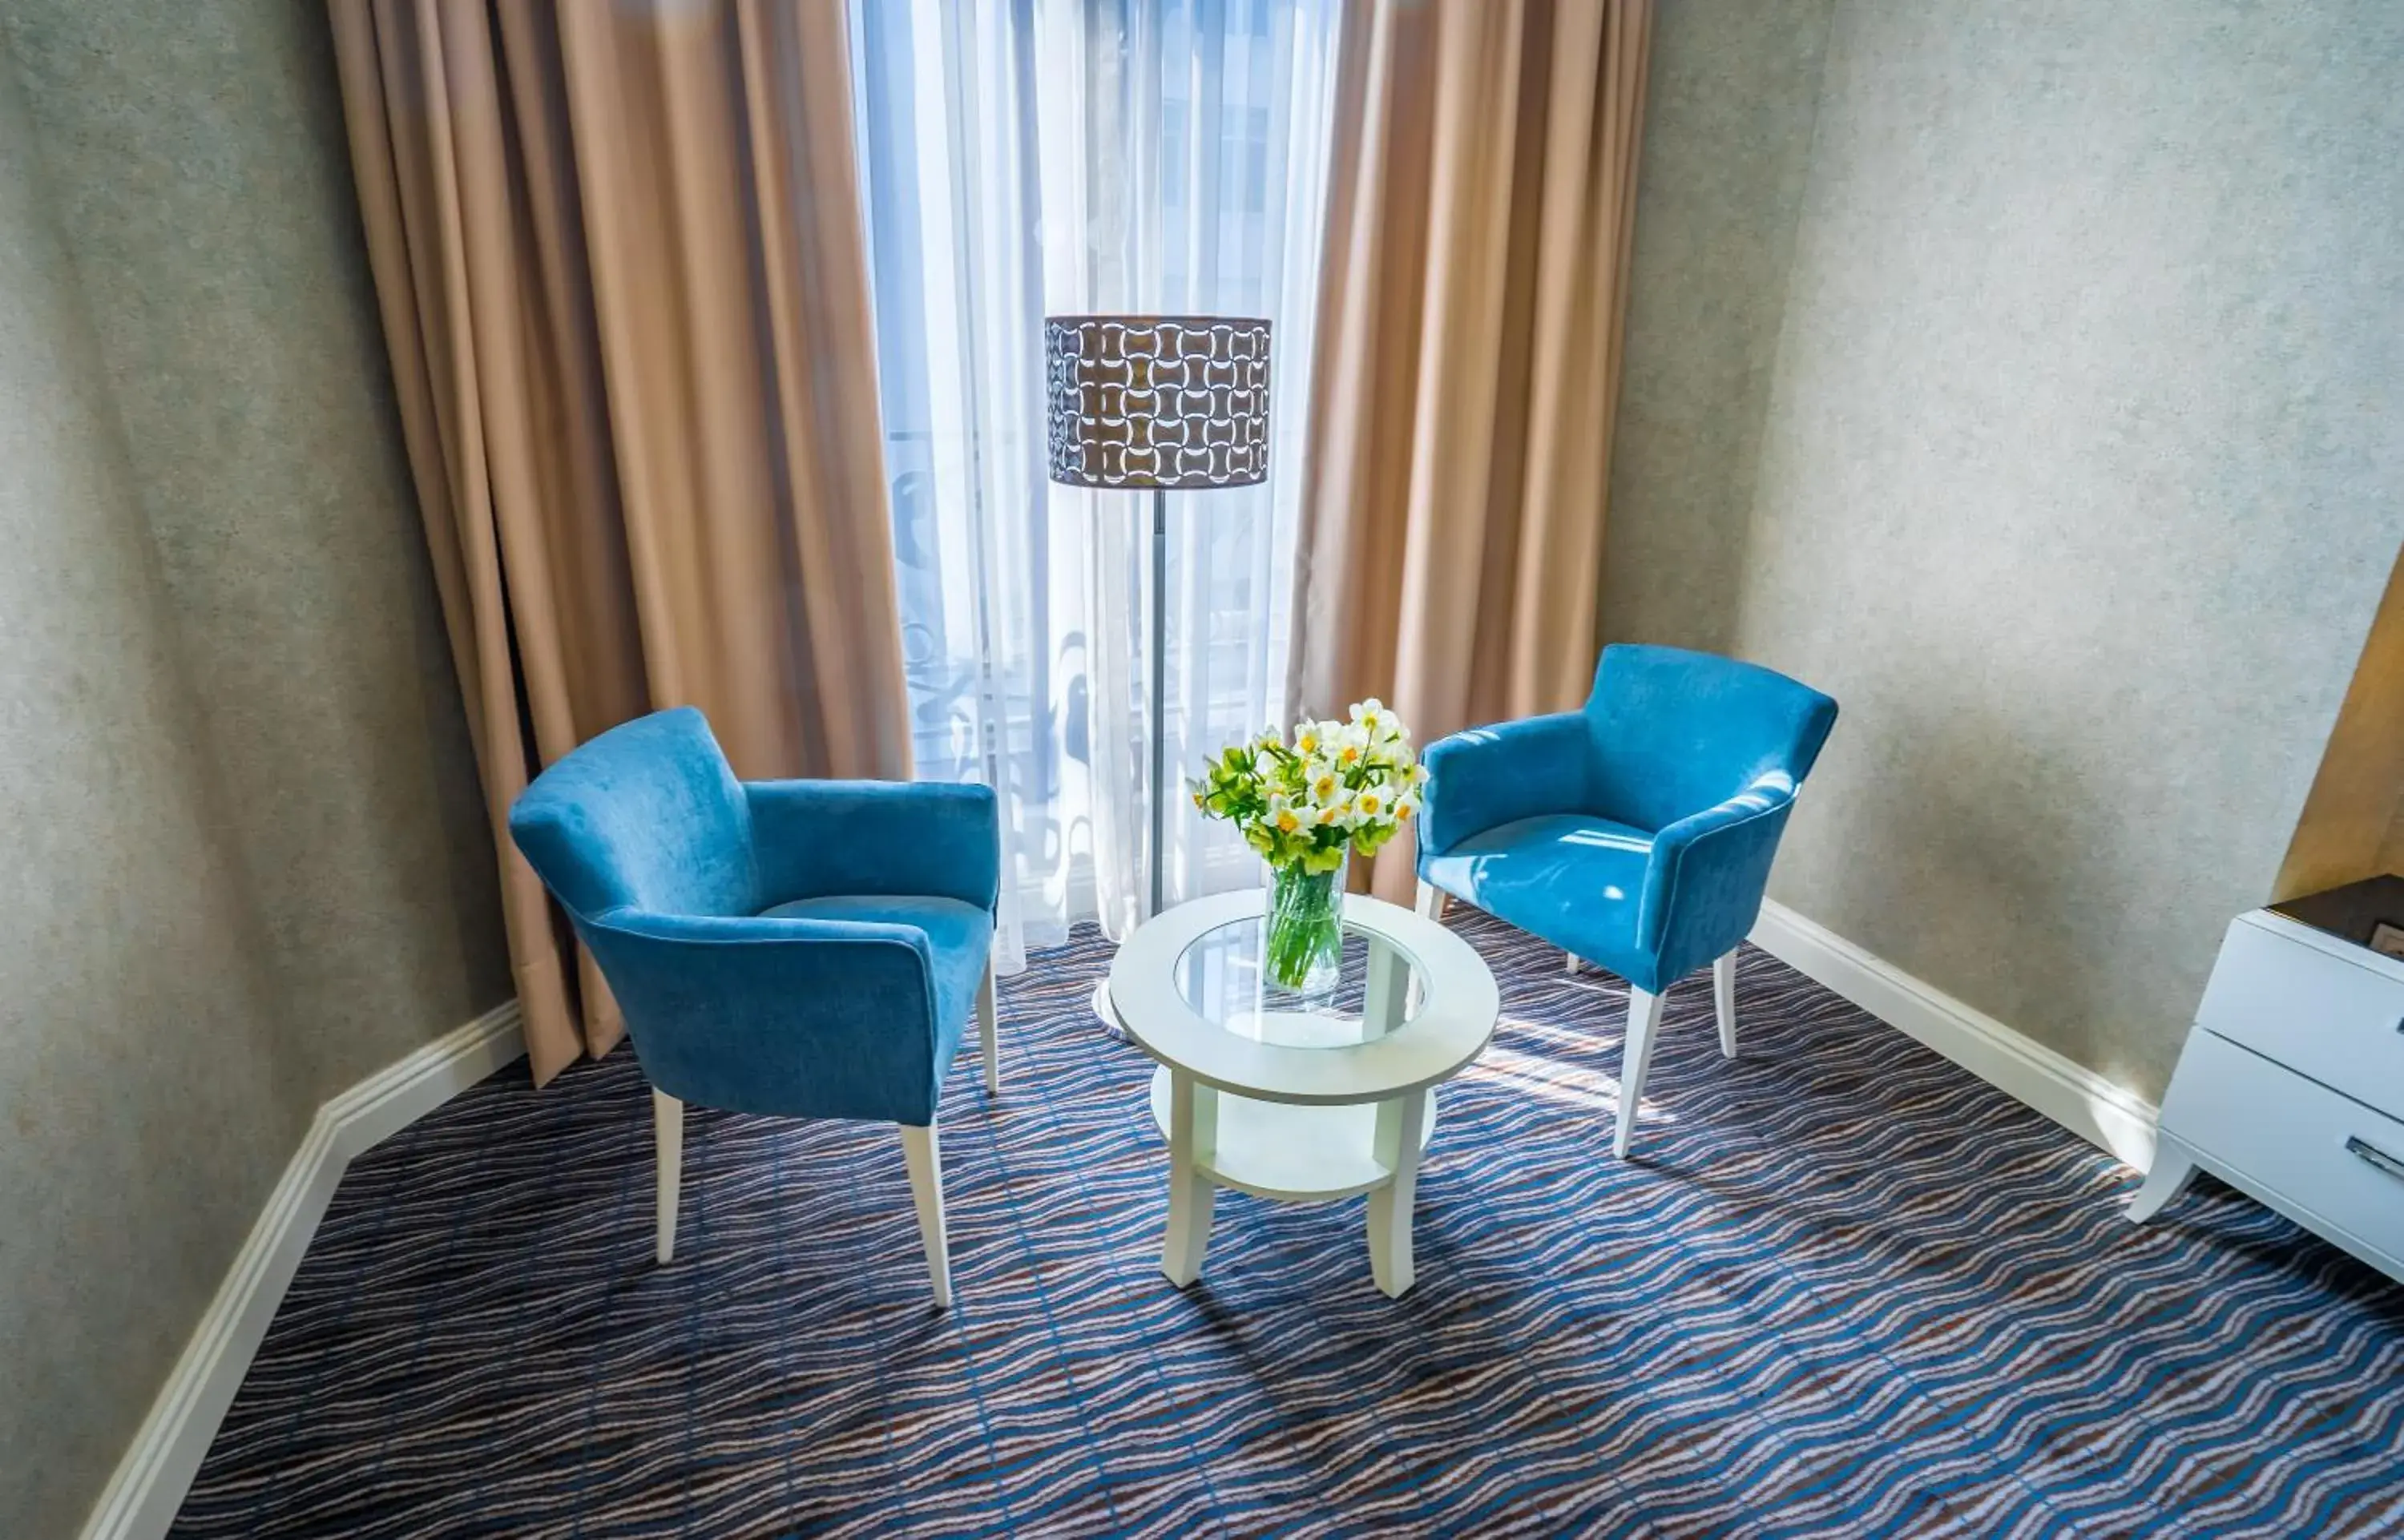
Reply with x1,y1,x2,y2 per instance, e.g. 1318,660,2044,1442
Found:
1089,977,1126,1038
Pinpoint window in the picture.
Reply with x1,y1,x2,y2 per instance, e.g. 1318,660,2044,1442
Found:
851,0,1341,966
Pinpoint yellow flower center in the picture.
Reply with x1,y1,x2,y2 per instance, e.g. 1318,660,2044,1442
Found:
1360,793,1381,815
1340,745,1360,764
1276,810,1301,832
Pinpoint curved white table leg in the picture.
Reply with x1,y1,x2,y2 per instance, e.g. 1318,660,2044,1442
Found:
2126,1139,2198,1224
1363,933,1410,1040
1410,883,1444,1015
1162,1070,1218,1287
1369,1087,1430,1298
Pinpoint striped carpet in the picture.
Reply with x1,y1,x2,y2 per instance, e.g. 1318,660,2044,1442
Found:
173,910,2404,1538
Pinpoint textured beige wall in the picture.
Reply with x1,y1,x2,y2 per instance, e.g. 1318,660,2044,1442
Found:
1610,0,2404,1100
0,6,508,1535
1603,0,1837,658
0,40,290,1539
3,0,509,1102
2277,545,2404,899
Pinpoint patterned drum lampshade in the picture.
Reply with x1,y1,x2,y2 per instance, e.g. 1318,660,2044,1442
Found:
1044,316,1273,490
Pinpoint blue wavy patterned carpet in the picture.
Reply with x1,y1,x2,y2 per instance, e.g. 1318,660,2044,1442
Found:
173,909,2404,1538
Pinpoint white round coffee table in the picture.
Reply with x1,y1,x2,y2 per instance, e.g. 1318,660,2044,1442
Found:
1107,888,1499,1298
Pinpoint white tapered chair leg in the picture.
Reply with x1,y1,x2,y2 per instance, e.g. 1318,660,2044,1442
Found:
1714,951,1739,1058
978,953,1000,1095
1614,988,1665,1159
653,1090,684,1264
898,1123,954,1308
1565,950,1581,975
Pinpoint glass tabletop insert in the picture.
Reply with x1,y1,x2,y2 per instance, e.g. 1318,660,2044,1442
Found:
1173,912,1427,1049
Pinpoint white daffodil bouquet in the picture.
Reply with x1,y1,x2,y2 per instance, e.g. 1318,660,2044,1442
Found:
1194,699,1426,875
1195,700,1426,994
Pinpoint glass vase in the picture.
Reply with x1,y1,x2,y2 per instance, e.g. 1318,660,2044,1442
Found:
1264,851,1348,1001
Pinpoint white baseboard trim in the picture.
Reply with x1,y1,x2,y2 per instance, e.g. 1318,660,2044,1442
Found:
1748,899,2159,1171
79,999,525,1540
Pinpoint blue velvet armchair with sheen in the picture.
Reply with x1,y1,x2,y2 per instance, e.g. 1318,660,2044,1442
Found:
1417,645,1837,1155
507,707,999,1304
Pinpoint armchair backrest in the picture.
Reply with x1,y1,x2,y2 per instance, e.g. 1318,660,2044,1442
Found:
1584,645,1837,832
508,707,758,921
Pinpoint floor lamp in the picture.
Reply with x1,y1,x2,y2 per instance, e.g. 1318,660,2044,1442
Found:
1044,314,1273,928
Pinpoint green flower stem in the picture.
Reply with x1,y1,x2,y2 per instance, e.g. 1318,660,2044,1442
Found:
1266,861,1344,994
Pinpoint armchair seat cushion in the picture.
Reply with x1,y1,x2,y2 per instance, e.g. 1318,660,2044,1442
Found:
759,894,993,1050
1422,813,1663,988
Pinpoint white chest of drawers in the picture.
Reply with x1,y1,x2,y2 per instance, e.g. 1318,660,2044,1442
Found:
2128,903,2404,1284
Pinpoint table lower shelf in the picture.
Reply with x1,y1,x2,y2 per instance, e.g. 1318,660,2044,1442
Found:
1145,1065,1438,1201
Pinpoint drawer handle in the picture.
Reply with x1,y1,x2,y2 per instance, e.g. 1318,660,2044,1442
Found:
2346,1136,2404,1183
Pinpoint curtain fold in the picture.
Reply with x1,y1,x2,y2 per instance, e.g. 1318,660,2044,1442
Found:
330,0,912,1083
1288,0,1652,902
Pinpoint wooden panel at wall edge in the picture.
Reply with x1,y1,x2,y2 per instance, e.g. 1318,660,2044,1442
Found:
2276,538,2404,902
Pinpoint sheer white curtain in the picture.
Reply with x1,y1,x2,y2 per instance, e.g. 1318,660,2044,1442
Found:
849,0,1341,971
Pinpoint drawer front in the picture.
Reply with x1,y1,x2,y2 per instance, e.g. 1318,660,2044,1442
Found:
2164,1029,2404,1264
2194,917,2404,1120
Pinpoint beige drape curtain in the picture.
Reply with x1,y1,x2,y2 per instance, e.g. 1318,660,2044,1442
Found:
1290,0,1652,901
329,0,912,1083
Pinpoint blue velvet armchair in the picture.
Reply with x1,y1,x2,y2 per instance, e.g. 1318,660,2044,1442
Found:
1417,645,1837,1155
508,707,1000,1305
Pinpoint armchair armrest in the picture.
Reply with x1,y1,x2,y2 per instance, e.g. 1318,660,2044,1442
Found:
1635,775,1797,986
1419,712,1591,857
747,779,1000,911
579,909,951,1123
